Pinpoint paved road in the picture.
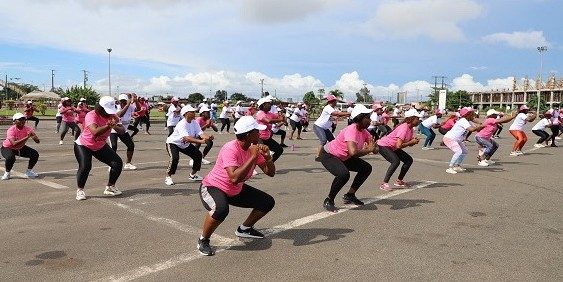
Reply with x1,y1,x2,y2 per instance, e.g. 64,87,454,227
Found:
0,120,561,281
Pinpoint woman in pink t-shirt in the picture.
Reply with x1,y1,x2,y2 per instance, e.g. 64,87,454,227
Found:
74,96,125,201
75,99,90,130
256,97,285,162
58,97,81,145
1,113,40,180
376,111,421,191
474,109,516,166
197,116,275,256
319,104,377,212
194,105,217,164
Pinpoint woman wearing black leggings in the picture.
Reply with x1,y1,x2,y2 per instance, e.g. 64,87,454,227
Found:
376,113,421,191
256,98,285,162
319,104,377,212
74,96,125,201
1,113,40,180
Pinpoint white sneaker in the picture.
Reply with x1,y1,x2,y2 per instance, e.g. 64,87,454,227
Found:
453,166,466,172
510,151,519,156
446,168,458,174
486,160,496,165
2,171,11,180
108,166,111,172
165,176,175,186
76,189,86,200
252,169,259,176
188,174,203,181
103,186,122,196
533,144,543,148
515,151,524,155
59,140,63,145
124,163,137,170
25,169,39,178
189,159,194,167
478,160,489,167
426,147,435,150
421,146,430,150
555,136,562,140
201,159,211,165
269,150,275,156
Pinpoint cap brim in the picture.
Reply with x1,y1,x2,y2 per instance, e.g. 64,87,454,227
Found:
256,124,267,130
103,106,117,115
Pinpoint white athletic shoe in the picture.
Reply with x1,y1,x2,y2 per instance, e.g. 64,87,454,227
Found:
533,143,543,148
189,159,194,167
103,186,122,196
25,169,39,178
486,160,496,165
555,136,562,140
59,140,64,145
478,160,489,167
425,147,435,150
445,168,458,174
124,163,137,170
165,176,175,186
252,169,259,176
421,146,430,150
509,151,519,156
515,151,524,155
76,189,86,200
453,166,466,172
201,159,211,165
188,174,203,181
2,171,11,180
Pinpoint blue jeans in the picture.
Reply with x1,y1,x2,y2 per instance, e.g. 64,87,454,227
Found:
475,136,498,158
419,124,436,147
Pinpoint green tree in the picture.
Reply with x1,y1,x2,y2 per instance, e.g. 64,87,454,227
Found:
329,89,344,99
187,92,205,103
230,93,250,102
446,90,472,109
303,91,320,106
527,93,549,113
214,90,227,101
317,88,325,100
64,86,100,105
356,86,373,103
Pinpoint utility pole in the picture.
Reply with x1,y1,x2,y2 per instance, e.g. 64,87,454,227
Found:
51,70,55,91
537,46,548,114
82,70,88,88
260,79,264,97
4,74,7,99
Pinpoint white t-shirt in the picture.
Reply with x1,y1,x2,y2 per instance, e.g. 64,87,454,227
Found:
55,103,62,117
234,105,244,118
285,107,293,118
219,106,231,119
210,103,217,111
290,108,304,122
509,113,528,130
367,112,380,130
198,103,206,110
111,104,136,134
166,118,203,149
444,118,471,141
314,105,336,129
393,108,401,117
167,104,182,127
270,105,279,114
421,115,439,128
532,118,550,131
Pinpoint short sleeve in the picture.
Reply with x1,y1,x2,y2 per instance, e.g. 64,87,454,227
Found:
84,112,97,127
221,145,240,169
343,127,356,142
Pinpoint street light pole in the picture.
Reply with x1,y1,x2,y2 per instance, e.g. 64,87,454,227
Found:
537,46,547,113
107,48,112,97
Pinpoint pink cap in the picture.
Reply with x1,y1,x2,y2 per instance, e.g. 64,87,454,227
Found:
372,103,383,110
519,105,529,111
435,109,442,115
459,107,474,117
326,95,337,102
171,97,179,102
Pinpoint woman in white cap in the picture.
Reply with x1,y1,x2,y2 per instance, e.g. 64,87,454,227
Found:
377,110,421,191
219,101,232,133
531,111,552,148
75,98,90,130
367,104,384,139
59,97,81,145
74,96,124,200
23,101,40,128
256,96,285,162
270,108,289,148
474,109,516,166
165,105,212,185
313,95,351,160
234,101,245,125
443,107,484,174
508,105,536,156
318,104,377,212
130,97,151,137
166,97,182,136
55,98,63,133
289,102,305,140
110,94,140,170
192,105,217,165
1,113,40,180
419,109,443,150
197,116,275,256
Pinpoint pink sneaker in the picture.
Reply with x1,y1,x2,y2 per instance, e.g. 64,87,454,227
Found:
394,180,409,188
379,183,393,192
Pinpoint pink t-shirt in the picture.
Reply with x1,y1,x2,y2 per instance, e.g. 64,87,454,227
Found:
441,118,456,130
382,112,391,125
59,106,76,123
196,117,214,131
256,111,276,140
377,123,414,150
326,124,371,161
476,117,497,139
78,111,113,151
202,140,266,196
2,125,33,150
75,103,89,124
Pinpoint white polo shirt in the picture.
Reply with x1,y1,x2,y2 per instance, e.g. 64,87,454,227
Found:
166,118,204,149
314,105,336,129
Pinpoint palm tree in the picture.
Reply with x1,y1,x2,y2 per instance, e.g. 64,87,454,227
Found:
329,89,344,99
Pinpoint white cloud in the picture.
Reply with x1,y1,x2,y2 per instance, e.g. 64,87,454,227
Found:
362,0,482,41
451,74,514,92
240,0,346,24
482,31,549,49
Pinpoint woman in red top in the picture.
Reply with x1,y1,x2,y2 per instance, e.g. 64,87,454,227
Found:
59,97,81,145
1,113,40,180
23,101,40,128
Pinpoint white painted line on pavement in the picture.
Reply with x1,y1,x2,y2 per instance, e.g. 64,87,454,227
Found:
97,180,436,282
39,160,169,174
0,168,69,189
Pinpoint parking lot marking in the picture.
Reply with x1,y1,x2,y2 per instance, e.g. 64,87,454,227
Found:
0,168,69,189
97,180,436,282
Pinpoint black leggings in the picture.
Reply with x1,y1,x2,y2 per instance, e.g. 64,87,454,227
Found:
165,143,202,175
273,129,286,141
261,137,283,162
318,147,372,200
532,130,550,144
1,146,39,172
378,146,413,183
494,124,503,136
549,125,560,144
110,132,135,152
131,116,150,137
220,118,231,132
200,184,275,222
167,126,176,137
26,116,39,127
56,116,63,132
127,124,139,137
195,138,214,157
61,121,81,140
74,143,122,188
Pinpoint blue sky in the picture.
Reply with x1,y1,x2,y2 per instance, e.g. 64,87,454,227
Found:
0,0,561,101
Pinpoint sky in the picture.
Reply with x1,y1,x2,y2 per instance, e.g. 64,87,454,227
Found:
0,0,561,102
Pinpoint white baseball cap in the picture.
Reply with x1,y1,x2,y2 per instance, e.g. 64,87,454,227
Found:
350,104,373,119
199,105,210,114
118,94,128,101
62,97,70,101
180,105,196,115
99,96,117,115
12,113,25,120
257,97,272,106
27,100,32,104
233,116,266,134
486,109,500,116
79,98,86,102
404,108,423,118
171,96,179,102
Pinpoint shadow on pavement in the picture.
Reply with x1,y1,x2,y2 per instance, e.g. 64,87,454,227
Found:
270,227,354,246
356,198,434,211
